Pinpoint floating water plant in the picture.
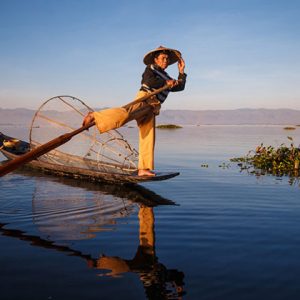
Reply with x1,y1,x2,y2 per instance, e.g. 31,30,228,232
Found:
231,137,300,177
219,162,230,169
156,124,182,129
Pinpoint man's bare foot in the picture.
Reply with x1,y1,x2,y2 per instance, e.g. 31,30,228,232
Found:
138,169,156,177
82,112,94,128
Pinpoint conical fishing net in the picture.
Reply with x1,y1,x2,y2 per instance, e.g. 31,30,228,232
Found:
29,96,138,174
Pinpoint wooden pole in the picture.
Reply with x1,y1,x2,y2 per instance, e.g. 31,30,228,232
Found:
0,85,170,177
122,84,170,107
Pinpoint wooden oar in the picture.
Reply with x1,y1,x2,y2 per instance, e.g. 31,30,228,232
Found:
0,84,170,177
123,83,171,106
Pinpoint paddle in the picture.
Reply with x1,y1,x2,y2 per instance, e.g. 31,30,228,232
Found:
0,84,171,177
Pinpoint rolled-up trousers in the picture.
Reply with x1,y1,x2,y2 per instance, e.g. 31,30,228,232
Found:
92,91,161,170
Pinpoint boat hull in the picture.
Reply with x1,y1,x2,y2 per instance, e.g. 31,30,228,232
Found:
0,133,179,184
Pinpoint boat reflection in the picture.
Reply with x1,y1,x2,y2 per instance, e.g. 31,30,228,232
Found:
0,172,185,299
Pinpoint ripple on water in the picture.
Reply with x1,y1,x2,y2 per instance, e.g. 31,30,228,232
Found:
0,174,136,240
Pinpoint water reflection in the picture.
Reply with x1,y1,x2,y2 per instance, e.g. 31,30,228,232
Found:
0,172,185,299
89,205,185,299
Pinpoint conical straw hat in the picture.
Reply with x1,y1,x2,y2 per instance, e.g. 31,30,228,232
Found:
143,46,182,65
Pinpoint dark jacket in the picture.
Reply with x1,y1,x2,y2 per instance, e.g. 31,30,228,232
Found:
140,64,187,103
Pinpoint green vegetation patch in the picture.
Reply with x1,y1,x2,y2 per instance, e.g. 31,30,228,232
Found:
231,137,300,178
156,124,182,129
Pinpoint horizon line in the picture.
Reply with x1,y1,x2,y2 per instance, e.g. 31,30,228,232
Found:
1,107,300,112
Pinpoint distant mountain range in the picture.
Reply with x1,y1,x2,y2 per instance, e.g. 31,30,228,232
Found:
1,107,300,126
157,108,300,125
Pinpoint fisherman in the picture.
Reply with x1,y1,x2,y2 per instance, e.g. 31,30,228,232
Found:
82,46,187,176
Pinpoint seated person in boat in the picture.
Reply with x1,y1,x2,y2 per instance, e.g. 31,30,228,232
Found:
83,46,187,176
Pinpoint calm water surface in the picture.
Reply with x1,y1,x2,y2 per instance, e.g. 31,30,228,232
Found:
1,125,300,300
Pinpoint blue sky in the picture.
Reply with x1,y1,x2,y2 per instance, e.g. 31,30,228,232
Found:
0,0,299,110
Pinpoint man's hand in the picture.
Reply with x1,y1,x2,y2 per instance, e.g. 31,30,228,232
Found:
178,57,185,74
166,79,179,88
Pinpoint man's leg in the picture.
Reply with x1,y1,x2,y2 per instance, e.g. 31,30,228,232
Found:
82,107,129,132
84,92,154,133
136,112,156,176
124,91,160,176
83,92,160,176
122,91,159,175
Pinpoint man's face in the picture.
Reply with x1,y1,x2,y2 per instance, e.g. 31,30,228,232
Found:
154,53,169,70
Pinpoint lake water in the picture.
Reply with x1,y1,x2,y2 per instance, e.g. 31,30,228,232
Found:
1,125,300,300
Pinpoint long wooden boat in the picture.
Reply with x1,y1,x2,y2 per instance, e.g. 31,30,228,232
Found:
0,132,179,184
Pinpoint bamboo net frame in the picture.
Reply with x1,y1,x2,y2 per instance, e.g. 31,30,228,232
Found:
29,95,138,174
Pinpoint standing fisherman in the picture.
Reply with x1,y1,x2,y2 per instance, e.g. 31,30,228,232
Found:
83,46,187,176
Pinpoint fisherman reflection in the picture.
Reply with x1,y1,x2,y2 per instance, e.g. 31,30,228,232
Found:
86,205,185,299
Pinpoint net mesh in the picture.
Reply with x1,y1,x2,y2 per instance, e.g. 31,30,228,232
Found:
29,96,138,174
